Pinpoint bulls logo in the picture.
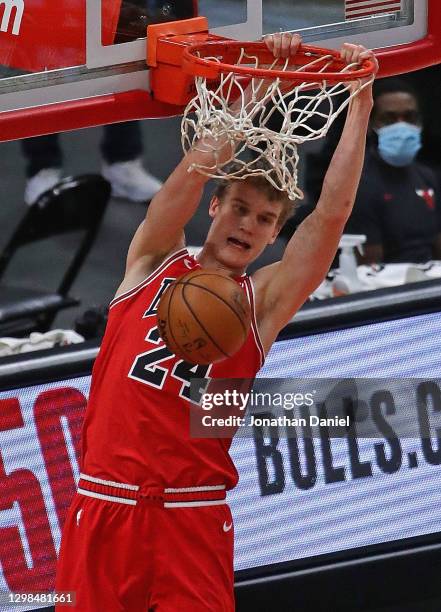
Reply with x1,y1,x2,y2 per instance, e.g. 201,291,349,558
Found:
416,188,435,210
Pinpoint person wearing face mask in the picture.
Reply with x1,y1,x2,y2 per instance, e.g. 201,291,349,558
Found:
345,78,441,264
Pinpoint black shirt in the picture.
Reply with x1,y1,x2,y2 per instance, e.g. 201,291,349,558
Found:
346,149,441,263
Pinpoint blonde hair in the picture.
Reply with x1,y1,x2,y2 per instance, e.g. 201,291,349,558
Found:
213,161,297,227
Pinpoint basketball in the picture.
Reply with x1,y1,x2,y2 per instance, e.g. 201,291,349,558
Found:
156,269,251,364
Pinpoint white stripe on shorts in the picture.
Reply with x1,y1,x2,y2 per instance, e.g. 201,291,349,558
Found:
79,473,139,490
77,488,137,506
164,485,225,493
164,499,226,508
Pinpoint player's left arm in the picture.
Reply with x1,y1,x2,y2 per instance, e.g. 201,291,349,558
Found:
254,45,378,349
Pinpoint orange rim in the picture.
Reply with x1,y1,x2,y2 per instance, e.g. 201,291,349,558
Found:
182,41,376,83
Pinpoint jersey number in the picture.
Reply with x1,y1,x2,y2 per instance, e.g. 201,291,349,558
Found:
129,327,211,403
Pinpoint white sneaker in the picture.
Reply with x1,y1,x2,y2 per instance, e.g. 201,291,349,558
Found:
24,168,62,206
102,159,163,202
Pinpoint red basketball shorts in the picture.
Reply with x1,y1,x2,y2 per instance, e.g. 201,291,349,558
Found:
55,474,234,611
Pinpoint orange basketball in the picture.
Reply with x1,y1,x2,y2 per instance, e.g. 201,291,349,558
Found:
156,269,251,365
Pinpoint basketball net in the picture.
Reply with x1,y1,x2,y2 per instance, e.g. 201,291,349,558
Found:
181,47,374,201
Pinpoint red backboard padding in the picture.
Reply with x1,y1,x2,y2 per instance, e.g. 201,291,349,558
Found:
0,0,122,71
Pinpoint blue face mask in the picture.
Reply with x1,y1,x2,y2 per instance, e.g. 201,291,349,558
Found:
376,122,422,167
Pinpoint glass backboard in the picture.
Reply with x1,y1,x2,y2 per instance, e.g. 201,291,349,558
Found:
0,0,438,142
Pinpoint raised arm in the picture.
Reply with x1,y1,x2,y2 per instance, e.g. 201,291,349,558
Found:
120,33,302,293
124,138,233,273
254,44,378,349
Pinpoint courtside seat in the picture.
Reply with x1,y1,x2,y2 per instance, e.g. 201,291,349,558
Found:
0,174,111,337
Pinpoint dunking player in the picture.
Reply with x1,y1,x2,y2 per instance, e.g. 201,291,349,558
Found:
55,34,378,610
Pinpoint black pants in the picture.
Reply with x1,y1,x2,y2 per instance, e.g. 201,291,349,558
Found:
21,121,143,177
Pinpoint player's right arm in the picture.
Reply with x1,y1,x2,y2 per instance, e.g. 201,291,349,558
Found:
119,32,302,295
115,127,243,298
124,145,226,274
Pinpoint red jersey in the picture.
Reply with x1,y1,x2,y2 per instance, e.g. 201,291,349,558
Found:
80,248,265,491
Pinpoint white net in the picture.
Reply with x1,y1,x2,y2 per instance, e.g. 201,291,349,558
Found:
181,48,373,201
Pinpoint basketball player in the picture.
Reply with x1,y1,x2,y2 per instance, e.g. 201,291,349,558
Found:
55,34,378,611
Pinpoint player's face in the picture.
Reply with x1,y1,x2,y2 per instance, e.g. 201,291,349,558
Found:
206,182,282,272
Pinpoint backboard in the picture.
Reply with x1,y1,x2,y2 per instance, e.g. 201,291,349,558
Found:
0,0,439,142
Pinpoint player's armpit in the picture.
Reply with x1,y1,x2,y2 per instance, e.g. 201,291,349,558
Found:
253,209,346,347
